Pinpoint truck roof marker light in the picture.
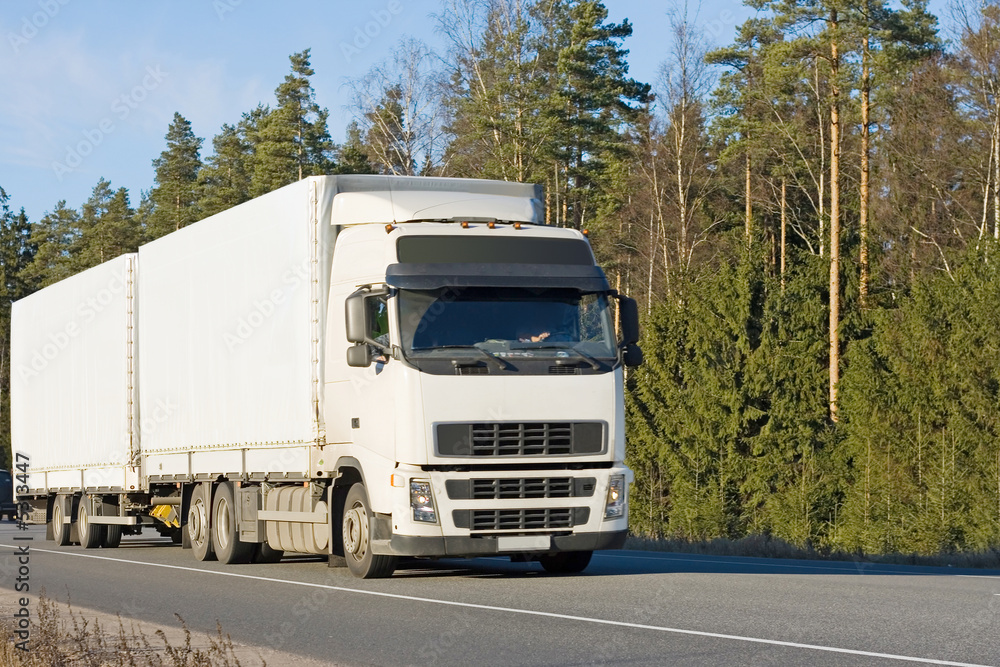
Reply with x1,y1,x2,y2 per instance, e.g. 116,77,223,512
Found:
487,221,496,229
385,224,396,234
514,222,522,230
460,221,469,229
582,229,590,239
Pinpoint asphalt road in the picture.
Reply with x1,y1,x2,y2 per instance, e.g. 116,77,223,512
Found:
1,523,998,666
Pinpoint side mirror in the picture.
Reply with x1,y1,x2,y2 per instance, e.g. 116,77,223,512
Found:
345,291,369,344
622,343,643,368
346,344,372,368
618,296,640,346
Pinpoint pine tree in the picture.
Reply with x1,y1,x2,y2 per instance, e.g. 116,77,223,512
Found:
534,0,650,229
22,200,79,288
440,0,547,182
334,121,375,174
252,49,334,196
198,123,252,217
75,180,139,269
0,188,35,468
148,112,204,239
362,84,415,175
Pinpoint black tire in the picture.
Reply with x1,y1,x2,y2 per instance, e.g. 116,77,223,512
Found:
188,484,215,561
254,541,284,564
342,483,396,579
539,550,593,574
103,524,122,549
212,482,254,564
51,499,71,546
77,496,105,549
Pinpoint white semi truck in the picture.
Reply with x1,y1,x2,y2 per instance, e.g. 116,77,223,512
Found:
12,175,642,578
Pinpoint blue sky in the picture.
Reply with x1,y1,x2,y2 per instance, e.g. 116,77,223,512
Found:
0,0,951,224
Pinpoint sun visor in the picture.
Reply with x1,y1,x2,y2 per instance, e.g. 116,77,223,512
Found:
331,191,543,225
385,263,611,291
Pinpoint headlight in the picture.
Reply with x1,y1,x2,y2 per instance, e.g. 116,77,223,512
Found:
410,480,437,523
604,474,625,519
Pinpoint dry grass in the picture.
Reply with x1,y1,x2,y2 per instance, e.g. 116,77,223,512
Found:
625,534,1000,570
0,591,263,667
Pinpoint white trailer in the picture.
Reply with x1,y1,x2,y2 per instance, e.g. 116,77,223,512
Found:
11,253,138,546
14,175,642,577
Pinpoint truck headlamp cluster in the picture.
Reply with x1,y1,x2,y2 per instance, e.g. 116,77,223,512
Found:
604,474,626,519
410,480,437,523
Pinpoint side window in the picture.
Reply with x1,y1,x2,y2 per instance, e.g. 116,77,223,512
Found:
578,294,608,343
368,296,389,345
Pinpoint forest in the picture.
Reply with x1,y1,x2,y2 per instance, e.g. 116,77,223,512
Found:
1,0,999,556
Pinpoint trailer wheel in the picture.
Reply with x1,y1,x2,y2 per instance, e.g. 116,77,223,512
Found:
538,550,593,574
51,498,71,546
103,525,122,548
77,496,106,549
188,484,215,561
342,483,396,579
212,482,254,564
253,541,284,564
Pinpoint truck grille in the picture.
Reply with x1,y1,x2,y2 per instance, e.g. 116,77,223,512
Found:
446,477,596,500
452,507,589,531
436,421,605,457
475,477,571,499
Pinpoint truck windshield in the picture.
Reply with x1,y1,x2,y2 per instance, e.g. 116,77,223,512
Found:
397,287,617,360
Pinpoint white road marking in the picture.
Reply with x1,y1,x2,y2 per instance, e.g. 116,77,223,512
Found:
2,544,993,667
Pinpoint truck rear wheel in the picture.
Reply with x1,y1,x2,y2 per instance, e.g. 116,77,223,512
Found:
212,482,254,564
539,550,593,574
254,541,284,564
342,483,396,579
188,484,215,561
77,496,105,549
51,499,70,546
103,525,122,548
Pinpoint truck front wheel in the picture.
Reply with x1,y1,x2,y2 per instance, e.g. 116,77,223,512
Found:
539,550,593,574
342,483,396,579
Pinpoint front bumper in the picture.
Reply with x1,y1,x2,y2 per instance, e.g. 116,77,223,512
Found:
384,529,627,557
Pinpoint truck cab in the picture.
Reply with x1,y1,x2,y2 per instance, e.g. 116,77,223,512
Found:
322,190,641,576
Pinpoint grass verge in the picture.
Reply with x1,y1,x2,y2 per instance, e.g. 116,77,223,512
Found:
625,534,1000,570
0,590,262,667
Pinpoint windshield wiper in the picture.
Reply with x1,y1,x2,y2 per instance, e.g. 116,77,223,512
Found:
527,344,602,370
418,344,510,371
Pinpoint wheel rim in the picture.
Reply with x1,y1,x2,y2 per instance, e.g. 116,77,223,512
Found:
343,503,368,559
53,504,63,536
79,502,88,537
214,496,231,551
188,498,207,546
